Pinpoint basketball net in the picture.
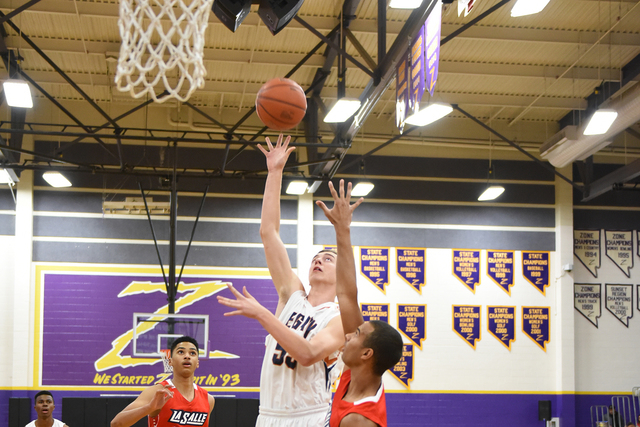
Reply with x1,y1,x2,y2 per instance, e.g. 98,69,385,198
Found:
160,349,173,373
115,0,214,103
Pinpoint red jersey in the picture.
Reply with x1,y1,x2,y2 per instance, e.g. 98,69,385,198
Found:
328,370,387,427
148,380,210,427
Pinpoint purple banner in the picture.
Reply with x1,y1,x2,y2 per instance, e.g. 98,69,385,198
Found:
396,53,410,131
424,0,442,96
397,305,426,349
409,24,425,114
487,306,515,351
360,247,389,293
390,344,414,389
39,271,275,387
360,303,389,323
522,251,550,295
396,248,425,293
486,250,514,295
522,307,550,351
453,249,480,293
452,305,481,349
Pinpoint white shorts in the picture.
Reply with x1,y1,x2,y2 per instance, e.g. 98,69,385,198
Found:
255,405,328,427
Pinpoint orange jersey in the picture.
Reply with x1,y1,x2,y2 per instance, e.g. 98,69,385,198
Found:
327,370,387,427
149,380,210,427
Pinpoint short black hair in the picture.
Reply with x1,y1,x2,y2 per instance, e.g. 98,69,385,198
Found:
34,391,54,403
363,321,403,376
170,336,199,356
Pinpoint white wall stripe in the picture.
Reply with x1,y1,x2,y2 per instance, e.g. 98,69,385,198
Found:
32,236,289,248
33,211,296,224
314,220,555,233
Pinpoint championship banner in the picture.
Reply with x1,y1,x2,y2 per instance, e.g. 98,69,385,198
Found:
409,24,425,114
453,249,480,293
396,53,410,131
574,230,601,278
486,250,514,295
522,251,549,295
522,307,550,351
390,344,414,389
605,284,633,327
36,266,274,388
360,303,389,323
397,304,426,349
360,247,389,293
452,305,481,349
487,306,515,350
574,283,601,328
424,0,442,96
396,248,426,293
605,230,633,277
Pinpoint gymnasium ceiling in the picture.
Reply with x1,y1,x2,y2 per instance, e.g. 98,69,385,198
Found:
0,0,639,194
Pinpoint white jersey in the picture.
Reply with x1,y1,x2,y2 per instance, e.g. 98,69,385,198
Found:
26,419,65,427
257,290,341,426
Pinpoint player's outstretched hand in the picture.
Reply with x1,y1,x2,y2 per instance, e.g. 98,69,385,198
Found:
316,179,363,230
257,134,295,173
217,283,267,319
148,384,173,412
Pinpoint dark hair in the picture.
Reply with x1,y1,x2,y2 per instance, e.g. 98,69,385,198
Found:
170,336,199,356
363,320,403,376
315,249,337,257
34,390,54,403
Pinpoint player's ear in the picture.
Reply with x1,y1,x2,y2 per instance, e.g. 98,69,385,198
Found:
361,348,374,361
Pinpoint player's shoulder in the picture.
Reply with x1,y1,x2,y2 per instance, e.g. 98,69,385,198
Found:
339,412,379,427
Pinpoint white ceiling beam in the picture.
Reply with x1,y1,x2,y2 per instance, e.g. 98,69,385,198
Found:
3,4,640,47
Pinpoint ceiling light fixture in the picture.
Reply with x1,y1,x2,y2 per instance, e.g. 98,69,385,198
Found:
43,171,72,188
286,181,308,195
3,79,33,108
583,109,618,135
351,182,374,197
324,99,362,123
510,0,551,17
389,0,423,9
478,185,505,201
404,103,452,126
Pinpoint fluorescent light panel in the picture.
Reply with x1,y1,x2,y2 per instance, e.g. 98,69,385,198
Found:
510,0,551,17
43,171,72,187
583,109,618,135
389,0,423,9
404,103,452,126
478,185,505,201
324,99,362,123
3,80,33,108
286,181,308,195
351,182,374,197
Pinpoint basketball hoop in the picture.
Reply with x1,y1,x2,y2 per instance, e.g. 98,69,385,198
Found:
115,0,215,103
160,349,173,373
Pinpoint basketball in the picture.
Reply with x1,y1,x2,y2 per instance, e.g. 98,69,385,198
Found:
255,78,307,131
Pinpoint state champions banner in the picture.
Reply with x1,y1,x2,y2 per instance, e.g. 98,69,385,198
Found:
452,305,481,349
409,23,425,114
360,247,390,293
396,248,426,293
487,306,515,350
35,265,273,388
360,303,389,323
453,249,480,293
522,251,550,295
390,344,414,389
424,0,442,96
522,307,550,351
486,250,514,295
397,304,426,349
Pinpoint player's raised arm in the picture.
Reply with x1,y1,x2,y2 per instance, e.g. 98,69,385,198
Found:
110,384,173,427
257,134,304,306
316,180,364,335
